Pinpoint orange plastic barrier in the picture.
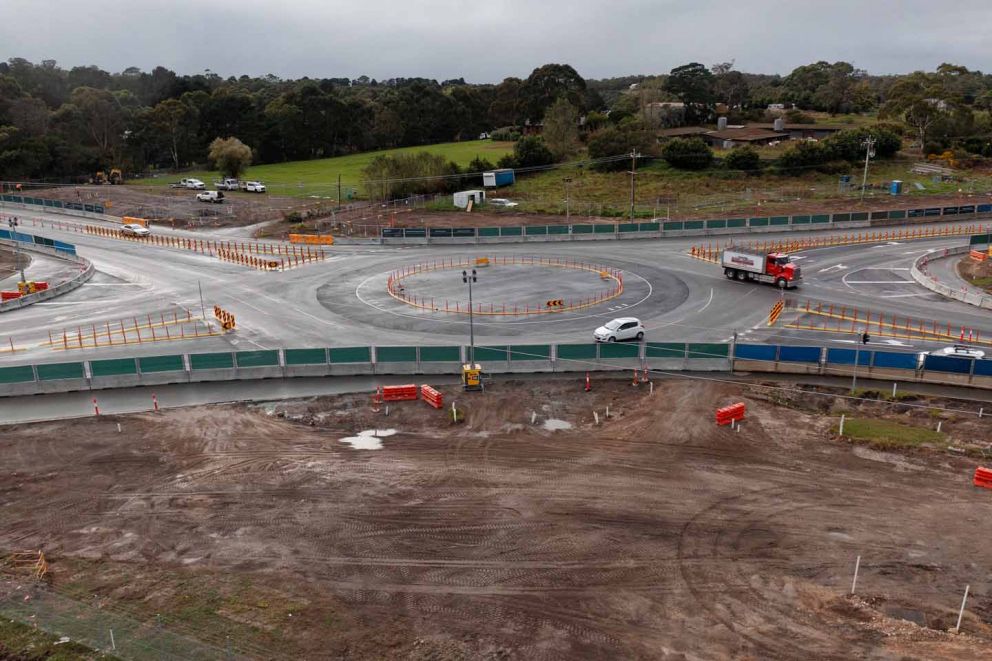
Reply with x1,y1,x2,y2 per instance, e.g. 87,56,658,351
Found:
716,402,746,426
122,216,148,227
381,384,418,402
421,385,443,409
32,281,48,291
970,250,988,262
1,291,22,300
288,234,335,245
974,467,992,489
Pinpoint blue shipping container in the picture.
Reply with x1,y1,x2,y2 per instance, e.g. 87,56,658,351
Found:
483,169,515,187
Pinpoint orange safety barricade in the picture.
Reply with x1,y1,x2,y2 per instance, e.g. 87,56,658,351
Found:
974,466,992,489
381,384,418,402
421,385,443,409
716,402,746,426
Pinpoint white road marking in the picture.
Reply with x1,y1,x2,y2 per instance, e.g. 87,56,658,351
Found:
843,280,913,284
697,288,714,313
817,264,847,273
881,339,912,346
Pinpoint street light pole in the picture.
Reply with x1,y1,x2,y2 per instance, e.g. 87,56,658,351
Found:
628,149,640,222
462,269,477,366
563,177,572,224
7,217,26,284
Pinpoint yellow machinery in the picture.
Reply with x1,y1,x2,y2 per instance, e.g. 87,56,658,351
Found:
92,171,107,185
108,168,123,184
462,363,483,391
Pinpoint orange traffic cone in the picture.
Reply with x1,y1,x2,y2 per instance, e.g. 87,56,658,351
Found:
631,369,639,387
585,372,591,392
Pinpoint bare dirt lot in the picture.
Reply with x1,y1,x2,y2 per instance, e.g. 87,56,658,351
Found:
2,379,991,659
0,247,19,281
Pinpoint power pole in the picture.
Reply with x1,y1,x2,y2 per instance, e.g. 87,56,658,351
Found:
337,174,342,207
628,149,640,222
563,177,572,223
859,135,876,202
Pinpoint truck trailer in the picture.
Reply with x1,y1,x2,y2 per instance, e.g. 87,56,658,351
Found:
721,247,801,288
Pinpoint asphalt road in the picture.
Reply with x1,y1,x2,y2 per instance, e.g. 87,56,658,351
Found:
1,207,990,366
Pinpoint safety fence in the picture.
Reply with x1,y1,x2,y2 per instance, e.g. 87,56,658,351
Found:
689,223,986,264
4,340,992,397
780,297,990,346
0,226,77,255
385,255,624,315
0,193,105,215
380,202,992,241
44,310,222,351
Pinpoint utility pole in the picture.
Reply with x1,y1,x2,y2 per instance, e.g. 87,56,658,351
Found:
859,135,876,202
7,217,26,285
462,269,477,367
628,149,640,222
337,174,342,208
563,177,572,224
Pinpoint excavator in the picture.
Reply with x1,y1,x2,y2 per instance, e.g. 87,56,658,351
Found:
91,168,123,185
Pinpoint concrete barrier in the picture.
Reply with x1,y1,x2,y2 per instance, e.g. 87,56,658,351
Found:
0,239,95,312
910,245,992,310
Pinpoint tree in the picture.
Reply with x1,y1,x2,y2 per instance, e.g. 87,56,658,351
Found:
587,127,655,171
208,136,252,178
881,72,954,148
824,126,902,161
663,63,714,123
147,98,198,170
541,98,579,160
724,146,761,172
661,137,713,170
522,64,587,121
69,86,129,162
712,62,750,109
511,136,554,168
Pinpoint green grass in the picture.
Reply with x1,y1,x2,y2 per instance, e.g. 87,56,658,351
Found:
839,417,946,449
131,140,513,199
0,615,120,660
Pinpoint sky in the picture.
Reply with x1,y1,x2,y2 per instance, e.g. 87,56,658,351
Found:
3,0,991,82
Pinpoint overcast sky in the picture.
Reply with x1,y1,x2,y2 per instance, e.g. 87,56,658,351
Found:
3,0,991,81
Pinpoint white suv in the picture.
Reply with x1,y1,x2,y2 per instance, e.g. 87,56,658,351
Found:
594,317,645,343
244,181,266,193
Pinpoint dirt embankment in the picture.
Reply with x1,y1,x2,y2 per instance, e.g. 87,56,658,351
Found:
958,253,992,293
2,378,991,659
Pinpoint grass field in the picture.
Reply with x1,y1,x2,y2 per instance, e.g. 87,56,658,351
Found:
132,140,513,198
839,417,947,449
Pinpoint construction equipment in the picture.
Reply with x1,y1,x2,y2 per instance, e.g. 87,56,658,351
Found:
462,363,483,391
108,168,123,184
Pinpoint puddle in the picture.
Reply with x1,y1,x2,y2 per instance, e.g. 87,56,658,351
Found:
542,419,573,431
339,429,397,450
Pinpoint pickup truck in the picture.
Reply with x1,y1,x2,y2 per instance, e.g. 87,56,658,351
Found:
214,178,240,191
170,178,205,190
241,180,266,193
195,190,225,203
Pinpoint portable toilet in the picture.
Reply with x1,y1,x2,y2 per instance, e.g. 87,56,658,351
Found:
453,190,485,209
890,180,903,196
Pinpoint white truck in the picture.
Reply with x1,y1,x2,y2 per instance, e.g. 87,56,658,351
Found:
241,180,266,193
214,178,240,191
170,178,205,190
195,190,225,203
720,247,802,289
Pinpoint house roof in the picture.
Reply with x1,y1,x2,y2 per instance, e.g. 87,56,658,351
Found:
657,126,709,138
705,128,789,142
751,123,848,132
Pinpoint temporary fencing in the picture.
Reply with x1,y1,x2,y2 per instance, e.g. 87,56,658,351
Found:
46,309,221,350
716,402,746,426
386,255,624,316
689,223,987,264
780,298,990,346
421,384,443,409
29,218,327,269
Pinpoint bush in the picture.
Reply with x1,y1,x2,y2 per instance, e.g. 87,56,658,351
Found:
776,141,830,175
490,126,521,141
511,136,554,168
661,137,713,170
723,146,761,172
587,127,656,171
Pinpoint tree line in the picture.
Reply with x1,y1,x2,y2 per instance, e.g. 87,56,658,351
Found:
1,57,992,183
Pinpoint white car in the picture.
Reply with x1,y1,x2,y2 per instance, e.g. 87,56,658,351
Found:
243,181,266,193
196,190,225,203
918,345,985,367
594,317,645,343
120,223,150,237
488,198,518,208
181,178,205,190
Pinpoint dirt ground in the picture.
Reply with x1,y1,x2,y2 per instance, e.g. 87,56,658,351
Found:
958,253,992,292
0,247,19,281
2,378,992,660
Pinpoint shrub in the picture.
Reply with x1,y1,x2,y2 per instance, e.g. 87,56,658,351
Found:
587,127,656,171
724,146,761,172
490,126,521,141
512,136,555,168
661,137,713,170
